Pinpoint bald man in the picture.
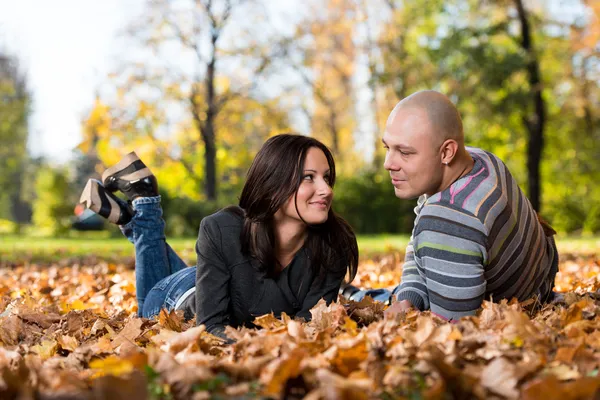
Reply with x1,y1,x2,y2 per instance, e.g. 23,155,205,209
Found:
344,90,559,322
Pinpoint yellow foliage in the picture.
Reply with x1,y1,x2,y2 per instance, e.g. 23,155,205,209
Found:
89,355,135,378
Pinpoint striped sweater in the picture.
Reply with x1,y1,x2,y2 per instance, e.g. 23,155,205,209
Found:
393,148,559,321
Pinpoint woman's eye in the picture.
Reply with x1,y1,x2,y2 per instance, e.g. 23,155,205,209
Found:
303,174,314,181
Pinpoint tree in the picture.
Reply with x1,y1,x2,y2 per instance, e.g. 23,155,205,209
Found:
514,0,546,211
291,0,359,172
31,166,73,235
0,52,31,227
111,0,284,200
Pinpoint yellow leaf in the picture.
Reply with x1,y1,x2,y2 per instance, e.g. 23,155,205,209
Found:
260,348,306,396
342,316,358,335
57,335,79,352
31,339,58,361
89,355,134,378
253,313,285,331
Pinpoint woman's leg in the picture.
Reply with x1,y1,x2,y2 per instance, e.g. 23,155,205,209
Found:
119,195,189,315
340,285,393,305
141,266,197,319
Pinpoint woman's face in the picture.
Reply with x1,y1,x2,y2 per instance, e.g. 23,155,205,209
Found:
277,147,333,225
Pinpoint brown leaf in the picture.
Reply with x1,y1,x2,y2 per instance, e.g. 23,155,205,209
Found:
543,363,582,380
111,317,143,349
91,369,148,400
0,315,22,346
405,315,436,347
562,299,593,326
287,320,306,339
158,308,185,332
521,376,600,400
314,368,372,400
480,358,519,399
19,312,61,329
344,296,385,325
521,375,564,400
330,334,369,377
309,299,348,331
554,343,583,364
92,335,114,354
260,347,306,396
163,325,206,353
253,313,285,331
57,335,79,352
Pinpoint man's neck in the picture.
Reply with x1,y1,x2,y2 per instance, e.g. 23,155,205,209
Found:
440,150,474,193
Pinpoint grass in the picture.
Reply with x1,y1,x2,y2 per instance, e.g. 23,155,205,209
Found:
0,232,598,264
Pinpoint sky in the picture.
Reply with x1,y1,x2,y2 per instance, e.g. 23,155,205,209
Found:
0,1,586,164
0,0,145,163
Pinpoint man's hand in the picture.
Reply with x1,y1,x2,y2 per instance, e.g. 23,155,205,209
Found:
384,299,413,318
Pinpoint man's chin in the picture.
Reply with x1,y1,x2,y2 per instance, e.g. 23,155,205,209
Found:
394,187,419,200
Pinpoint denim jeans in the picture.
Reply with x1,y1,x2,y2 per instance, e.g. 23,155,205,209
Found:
346,287,395,304
120,196,196,318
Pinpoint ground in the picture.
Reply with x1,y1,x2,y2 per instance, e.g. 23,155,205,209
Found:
0,236,599,399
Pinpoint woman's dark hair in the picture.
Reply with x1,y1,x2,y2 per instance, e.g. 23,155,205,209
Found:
227,133,358,282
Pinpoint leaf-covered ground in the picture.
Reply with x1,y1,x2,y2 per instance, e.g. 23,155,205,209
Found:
0,250,599,399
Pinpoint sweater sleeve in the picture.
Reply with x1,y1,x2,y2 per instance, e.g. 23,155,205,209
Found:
393,233,429,310
412,208,487,321
195,217,231,340
296,261,347,321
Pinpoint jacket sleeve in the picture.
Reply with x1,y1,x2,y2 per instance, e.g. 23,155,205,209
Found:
296,260,347,320
195,217,231,340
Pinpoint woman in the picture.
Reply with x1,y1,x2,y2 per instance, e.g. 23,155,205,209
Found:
79,134,359,341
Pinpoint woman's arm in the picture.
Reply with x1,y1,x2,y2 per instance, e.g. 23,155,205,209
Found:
195,217,232,340
296,261,347,320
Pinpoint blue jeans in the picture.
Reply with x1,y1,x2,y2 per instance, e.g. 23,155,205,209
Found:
120,196,196,318
347,287,395,304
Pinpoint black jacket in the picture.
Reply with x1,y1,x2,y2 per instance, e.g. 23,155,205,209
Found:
177,207,347,339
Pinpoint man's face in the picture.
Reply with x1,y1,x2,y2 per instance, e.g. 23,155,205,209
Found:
382,108,444,199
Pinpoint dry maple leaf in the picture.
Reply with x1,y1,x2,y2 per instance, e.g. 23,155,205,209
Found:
110,317,143,350
260,347,307,396
1,252,600,398
480,357,519,399
158,308,185,332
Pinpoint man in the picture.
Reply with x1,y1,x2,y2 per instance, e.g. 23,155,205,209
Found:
344,90,558,321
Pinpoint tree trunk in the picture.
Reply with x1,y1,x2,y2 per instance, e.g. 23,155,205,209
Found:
202,48,218,201
515,0,545,211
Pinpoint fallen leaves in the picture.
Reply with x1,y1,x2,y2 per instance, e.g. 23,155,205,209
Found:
0,253,598,398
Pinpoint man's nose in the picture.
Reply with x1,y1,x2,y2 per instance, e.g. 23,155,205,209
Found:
383,152,395,170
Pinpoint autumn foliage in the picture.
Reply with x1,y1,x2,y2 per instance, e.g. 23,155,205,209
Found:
0,252,599,399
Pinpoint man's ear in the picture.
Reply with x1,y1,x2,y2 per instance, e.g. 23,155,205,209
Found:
440,139,459,165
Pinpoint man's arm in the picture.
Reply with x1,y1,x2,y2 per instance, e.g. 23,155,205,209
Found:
392,233,430,310
414,210,487,321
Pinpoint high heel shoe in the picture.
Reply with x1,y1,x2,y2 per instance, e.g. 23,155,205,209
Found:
101,151,158,201
79,179,133,225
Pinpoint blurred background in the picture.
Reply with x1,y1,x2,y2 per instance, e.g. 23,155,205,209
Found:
0,0,598,238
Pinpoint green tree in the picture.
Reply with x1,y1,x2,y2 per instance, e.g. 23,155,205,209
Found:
0,52,31,228
108,0,286,201
31,167,74,235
